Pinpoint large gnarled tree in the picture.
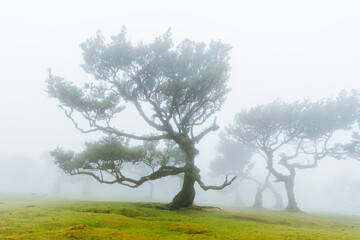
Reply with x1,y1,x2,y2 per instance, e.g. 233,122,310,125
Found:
228,91,359,212
46,29,235,210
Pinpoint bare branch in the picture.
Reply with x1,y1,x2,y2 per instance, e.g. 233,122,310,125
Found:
240,176,262,186
279,138,303,167
193,118,219,143
60,105,170,141
71,166,186,188
60,106,98,134
132,100,166,131
290,160,317,169
195,172,236,191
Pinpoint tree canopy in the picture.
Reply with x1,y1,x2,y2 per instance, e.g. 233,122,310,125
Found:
46,28,234,210
47,29,231,141
209,133,253,177
333,122,360,161
228,90,360,211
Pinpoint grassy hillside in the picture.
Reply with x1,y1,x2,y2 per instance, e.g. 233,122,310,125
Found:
0,195,359,239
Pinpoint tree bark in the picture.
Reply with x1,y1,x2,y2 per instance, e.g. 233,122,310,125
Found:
266,153,300,212
266,176,284,209
234,183,244,206
167,171,196,210
252,186,265,208
284,178,301,212
269,185,284,209
167,137,197,210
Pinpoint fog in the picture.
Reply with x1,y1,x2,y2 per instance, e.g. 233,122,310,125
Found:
1,0,360,215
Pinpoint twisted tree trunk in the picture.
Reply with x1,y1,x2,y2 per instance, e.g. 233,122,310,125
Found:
234,183,244,206
266,175,284,209
252,186,265,208
167,171,196,210
267,153,300,212
167,137,197,210
284,177,301,212
268,184,284,209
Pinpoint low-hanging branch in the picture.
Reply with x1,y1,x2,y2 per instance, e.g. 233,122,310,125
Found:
70,165,186,188
193,118,219,143
195,171,236,191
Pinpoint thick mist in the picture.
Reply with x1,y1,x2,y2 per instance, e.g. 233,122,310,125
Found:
1,0,360,215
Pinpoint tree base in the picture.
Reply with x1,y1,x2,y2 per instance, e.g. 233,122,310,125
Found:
285,205,302,212
167,173,196,210
166,191,195,210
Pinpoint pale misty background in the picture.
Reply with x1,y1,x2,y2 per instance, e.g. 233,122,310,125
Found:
0,0,359,215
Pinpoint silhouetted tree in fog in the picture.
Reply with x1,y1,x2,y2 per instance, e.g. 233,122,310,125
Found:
334,121,360,161
209,134,283,208
46,28,235,210
242,170,284,209
209,134,252,205
228,91,359,212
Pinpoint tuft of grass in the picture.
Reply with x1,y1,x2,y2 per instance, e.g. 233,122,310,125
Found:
0,195,360,239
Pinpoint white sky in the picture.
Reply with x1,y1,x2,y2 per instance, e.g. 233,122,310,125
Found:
1,0,360,214
0,0,359,167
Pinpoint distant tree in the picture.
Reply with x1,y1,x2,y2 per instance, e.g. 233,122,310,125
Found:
228,91,359,212
334,122,360,161
209,133,253,177
209,133,283,209
46,28,234,210
209,133,252,205
242,170,284,209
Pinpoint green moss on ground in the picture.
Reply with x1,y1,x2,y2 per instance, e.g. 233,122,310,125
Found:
0,195,359,240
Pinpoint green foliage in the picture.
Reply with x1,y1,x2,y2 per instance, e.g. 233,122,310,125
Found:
51,137,146,174
45,28,232,199
46,28,231,137
230,99,302,150
299,90,360,139
229,91,360,159
141,140,185,169
46,70,123,122
50,137,184,182
209,133,253,177
335,128,360,161
228,91,360,211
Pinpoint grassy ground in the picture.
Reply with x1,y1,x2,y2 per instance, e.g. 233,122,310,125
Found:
0,194,360,239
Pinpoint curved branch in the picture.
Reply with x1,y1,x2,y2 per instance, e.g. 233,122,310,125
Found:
132,99,166,132
290,161,317,169
60,105,170,141
71,166,186,188
266,161,288,182
193,118,219,143
195,173,236,191
60,106,98,134
98,125,170,141
240,176,262,186
70,171,118,184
